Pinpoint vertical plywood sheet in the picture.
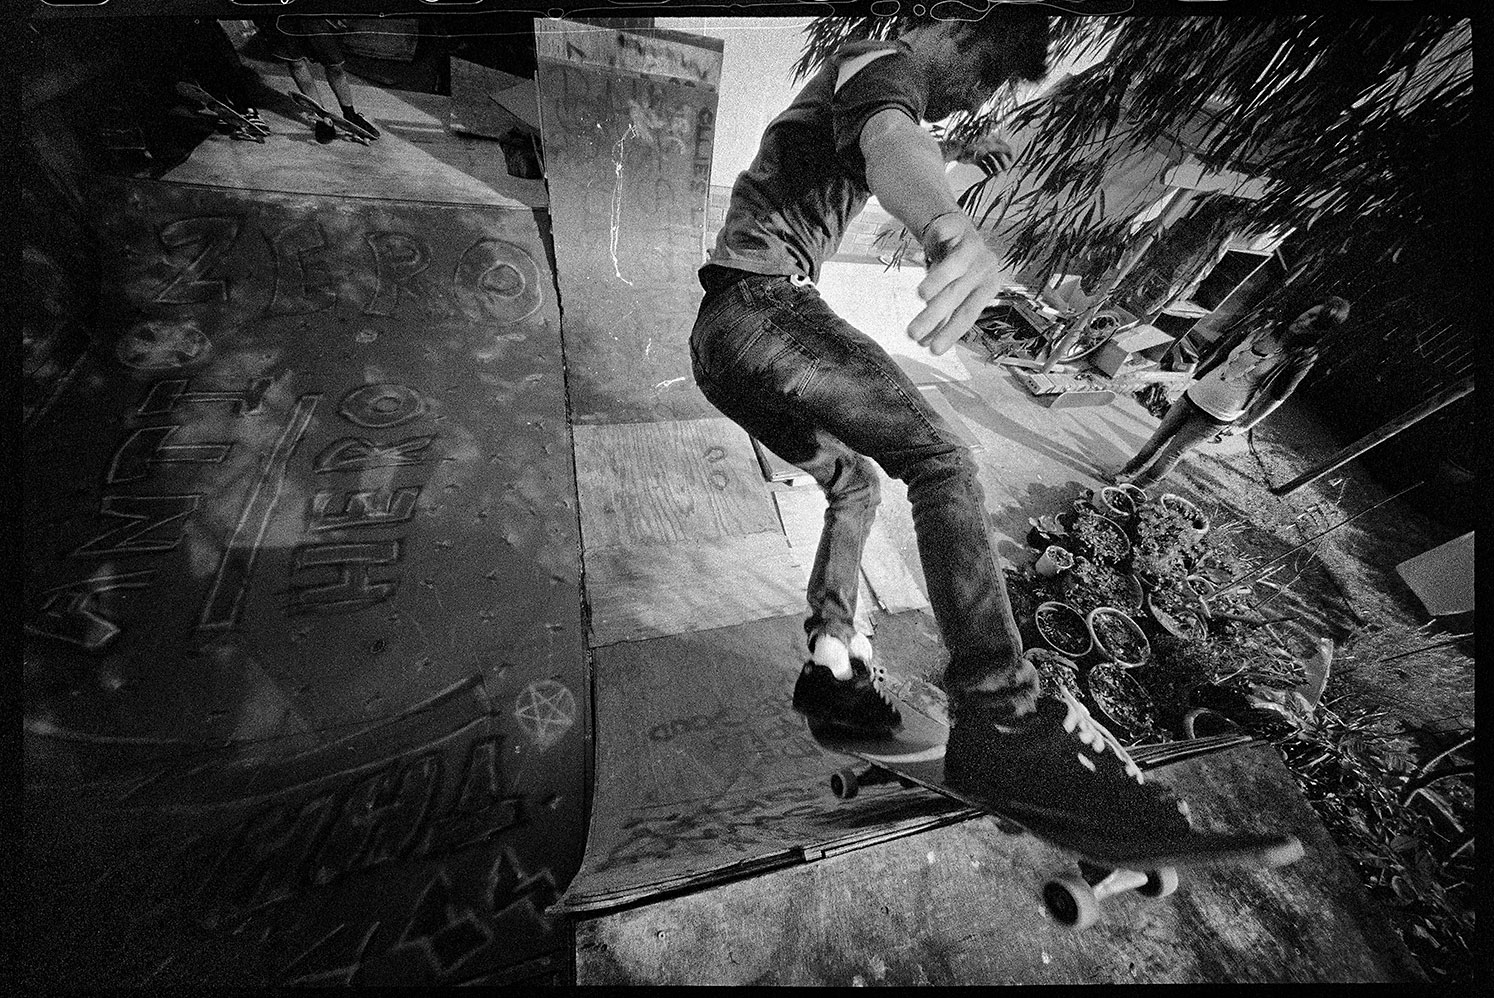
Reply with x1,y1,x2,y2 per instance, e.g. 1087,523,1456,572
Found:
535,19,723,424
573,419,805,646
24,178,585,986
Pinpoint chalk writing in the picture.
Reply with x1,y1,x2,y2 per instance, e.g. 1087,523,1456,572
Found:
338,383,426,429
364,231,433,318
156,215,241,304
266,219,336,316
314,435,436,474
288,540,402,615
106,425,233,485
308,488,421,532
115,321,212,371
25,569,156,651
199,393,320,629
395,869,492,978
71,494,202,558
512,680,576,751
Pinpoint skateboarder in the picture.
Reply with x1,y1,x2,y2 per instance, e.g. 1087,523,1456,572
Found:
1106,297,1351,489
254,16,380,142
691,10,1195,844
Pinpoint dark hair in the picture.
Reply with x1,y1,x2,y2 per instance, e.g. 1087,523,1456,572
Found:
1315,295,1352,329
956,6,1051,86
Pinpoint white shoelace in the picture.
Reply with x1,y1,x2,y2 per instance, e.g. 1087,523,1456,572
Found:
1058,688,1143,784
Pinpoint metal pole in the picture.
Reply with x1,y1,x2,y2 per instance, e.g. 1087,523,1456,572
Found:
1270,376,1474,496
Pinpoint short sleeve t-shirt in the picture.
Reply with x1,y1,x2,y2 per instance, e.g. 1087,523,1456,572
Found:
1185,337,1282,422
705,41,930,282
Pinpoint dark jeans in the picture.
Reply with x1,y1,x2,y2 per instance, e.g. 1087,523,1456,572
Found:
690,270,1038,720
1122,393,1232,488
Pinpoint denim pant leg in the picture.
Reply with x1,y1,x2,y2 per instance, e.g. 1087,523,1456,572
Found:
691,278,1038,721
1129,397,1226,488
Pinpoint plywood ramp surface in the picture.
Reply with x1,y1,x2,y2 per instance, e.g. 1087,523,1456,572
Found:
575,743,1423,984
573,419,807,646
773,488,928,619
555,611,961,914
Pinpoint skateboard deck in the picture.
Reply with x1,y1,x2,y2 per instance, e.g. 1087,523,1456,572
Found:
287,90,377,143
807,685,1304,929
174,81,268,141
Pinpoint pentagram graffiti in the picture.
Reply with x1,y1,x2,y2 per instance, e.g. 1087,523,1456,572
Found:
513,680,575,751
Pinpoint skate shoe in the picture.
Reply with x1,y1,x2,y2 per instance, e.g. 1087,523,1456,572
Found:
793,635,900,736
945,687,1193,865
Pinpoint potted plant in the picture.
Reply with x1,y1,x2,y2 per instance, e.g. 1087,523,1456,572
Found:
1057,557,1143,615
1068,512,1132,566
1158,492,1210,535
1145,579,1210,642
1130,502,1208,586
1034,600,1093,659
1091,485,1137,523
1087,606,1151,667
1023,647,1084,701
1085,661,1164,742
1035,544,1075,577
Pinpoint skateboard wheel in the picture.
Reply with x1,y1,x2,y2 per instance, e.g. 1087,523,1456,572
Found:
1138,867,1179,899
830,768,860,800
1043,874,1101,930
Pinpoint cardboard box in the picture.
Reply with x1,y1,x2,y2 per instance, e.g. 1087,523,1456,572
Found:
1091,324,1175,377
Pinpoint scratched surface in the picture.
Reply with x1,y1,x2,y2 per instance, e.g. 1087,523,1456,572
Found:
22,177,587,987
576,744,1423,984
535,19,722,425
555,610,973,914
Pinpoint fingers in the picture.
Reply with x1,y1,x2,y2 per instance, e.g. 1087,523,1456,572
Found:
915,275,994,355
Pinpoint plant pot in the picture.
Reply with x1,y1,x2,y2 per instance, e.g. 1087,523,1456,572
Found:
1023,647,1083,701
1086,606,1151,668
1117,482,1150,507
1035,544,1075,577
1092,485,1137,522
1144,586,1210,642
1033,600,1093,659
1085,661,1161,741
1158,493,1209,535
1069,513,1132,566
1183,574,1216,599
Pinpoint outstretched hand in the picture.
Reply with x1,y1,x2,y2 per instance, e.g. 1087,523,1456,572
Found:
907,212,1006,356
950,135,1015,176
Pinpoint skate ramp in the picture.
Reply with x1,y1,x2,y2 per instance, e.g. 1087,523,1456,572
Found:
24,177,587,987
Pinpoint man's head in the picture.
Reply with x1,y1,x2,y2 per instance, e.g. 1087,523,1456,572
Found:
904,8,1051,120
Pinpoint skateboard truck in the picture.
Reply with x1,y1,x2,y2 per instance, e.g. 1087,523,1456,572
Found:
1044,861,1180,930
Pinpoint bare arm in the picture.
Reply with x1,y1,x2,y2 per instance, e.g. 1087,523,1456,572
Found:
859,108,1008,355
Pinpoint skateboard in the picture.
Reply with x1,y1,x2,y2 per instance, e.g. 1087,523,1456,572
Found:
808,685,1304,930
174,82,269,142
286,90,378,143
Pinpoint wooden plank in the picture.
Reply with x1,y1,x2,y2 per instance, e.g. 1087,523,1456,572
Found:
1045,389,1116,409
585,534,805,647
773,487,928,617
555,611,961,914
575,743,1423,984
449,57,542,138
572,419,779,550
535,21,722,423
917,384,982,452
771,489,879,636
535,18,724,86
